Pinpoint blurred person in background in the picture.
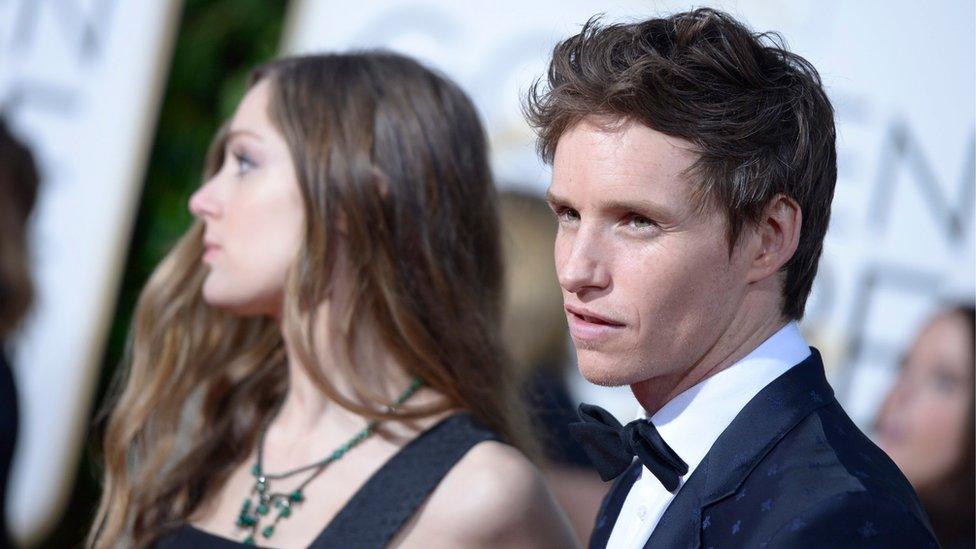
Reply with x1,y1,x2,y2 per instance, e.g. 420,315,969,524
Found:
875,305,976,549
0,116,39,549
499,190,607,542
88,52,575,548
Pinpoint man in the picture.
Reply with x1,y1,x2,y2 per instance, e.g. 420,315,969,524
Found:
525,9,938,548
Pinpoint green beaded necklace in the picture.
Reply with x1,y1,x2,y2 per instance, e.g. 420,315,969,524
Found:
235,378,423,545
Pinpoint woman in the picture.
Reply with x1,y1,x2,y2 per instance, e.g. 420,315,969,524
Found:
88,53,576,548
875,305,975,548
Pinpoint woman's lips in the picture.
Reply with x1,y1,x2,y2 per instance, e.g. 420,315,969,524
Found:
565,305,626,343
202,244,221,262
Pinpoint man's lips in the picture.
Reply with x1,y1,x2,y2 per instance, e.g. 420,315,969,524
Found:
566,305,625,345
565,305,625,327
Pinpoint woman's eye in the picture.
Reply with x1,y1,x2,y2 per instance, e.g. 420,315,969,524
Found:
233,151,255,175
932,371,959,394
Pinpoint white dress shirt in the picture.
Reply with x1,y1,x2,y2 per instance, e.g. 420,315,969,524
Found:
605,322,811,548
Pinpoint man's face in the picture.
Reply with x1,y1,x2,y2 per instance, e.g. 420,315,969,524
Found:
548,117,752,387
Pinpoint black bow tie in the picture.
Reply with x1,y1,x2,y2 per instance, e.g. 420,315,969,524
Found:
568,403,688,492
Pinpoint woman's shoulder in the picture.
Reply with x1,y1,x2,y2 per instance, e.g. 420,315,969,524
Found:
410,440,579,547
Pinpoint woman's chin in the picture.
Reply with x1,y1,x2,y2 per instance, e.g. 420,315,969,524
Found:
201,284,272,317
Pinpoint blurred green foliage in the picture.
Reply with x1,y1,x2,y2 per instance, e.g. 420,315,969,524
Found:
37,1,288,546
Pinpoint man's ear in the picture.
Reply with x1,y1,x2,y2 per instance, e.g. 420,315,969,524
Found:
747,193,802,284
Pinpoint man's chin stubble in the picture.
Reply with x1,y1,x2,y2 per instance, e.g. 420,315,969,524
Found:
577,358,647,388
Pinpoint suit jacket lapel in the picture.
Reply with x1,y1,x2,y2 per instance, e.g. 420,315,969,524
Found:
644,349,835,548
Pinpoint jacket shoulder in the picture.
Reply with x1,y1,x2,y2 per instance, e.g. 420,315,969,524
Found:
763,490,939,548
700,402,935,547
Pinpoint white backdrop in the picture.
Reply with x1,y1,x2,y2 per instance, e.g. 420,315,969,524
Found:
0,0,183,543
283,0,975,424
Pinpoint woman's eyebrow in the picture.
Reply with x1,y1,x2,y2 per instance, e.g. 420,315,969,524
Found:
226,128,264,143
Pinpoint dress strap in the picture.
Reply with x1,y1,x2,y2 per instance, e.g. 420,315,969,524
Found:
309,412,498,547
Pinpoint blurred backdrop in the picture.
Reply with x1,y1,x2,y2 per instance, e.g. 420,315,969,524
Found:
0,0,972,546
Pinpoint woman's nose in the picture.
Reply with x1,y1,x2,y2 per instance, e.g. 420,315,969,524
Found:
887,374,915,409
189,179,221,219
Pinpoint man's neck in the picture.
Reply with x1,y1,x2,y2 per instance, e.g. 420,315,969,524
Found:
631,314,790,416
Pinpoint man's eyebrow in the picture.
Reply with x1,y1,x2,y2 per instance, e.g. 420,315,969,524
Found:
545,189,673,219
601,198,667,214
545,189,572,207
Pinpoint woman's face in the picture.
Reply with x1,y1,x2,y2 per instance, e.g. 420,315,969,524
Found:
189,79,304,317
875,311,973,491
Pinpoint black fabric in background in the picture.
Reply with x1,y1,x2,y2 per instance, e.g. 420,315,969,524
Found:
524,367,596,470
0,348,19,549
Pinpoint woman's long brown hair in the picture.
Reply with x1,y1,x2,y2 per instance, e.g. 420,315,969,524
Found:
89,52,532,548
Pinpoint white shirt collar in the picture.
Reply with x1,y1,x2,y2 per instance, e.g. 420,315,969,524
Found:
606,322,811,549
639,321,811,491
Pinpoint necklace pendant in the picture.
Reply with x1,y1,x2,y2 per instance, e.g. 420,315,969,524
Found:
237,496,259,528
273,496,293,518
235,378,423,543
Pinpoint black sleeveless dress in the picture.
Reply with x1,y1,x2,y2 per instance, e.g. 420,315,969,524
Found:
152,413,498,548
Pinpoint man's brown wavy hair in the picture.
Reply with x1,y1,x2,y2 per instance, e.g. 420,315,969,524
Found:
524,8,837,319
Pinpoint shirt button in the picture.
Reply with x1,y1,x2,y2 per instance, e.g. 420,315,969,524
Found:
637,505,648,520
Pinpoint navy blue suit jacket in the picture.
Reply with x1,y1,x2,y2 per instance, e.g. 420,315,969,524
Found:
590,349,938,548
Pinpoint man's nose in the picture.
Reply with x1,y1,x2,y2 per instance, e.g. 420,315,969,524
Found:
557,228,610,295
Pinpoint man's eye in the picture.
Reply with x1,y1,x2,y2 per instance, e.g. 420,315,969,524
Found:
627,214,656,230
556,207,580,222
